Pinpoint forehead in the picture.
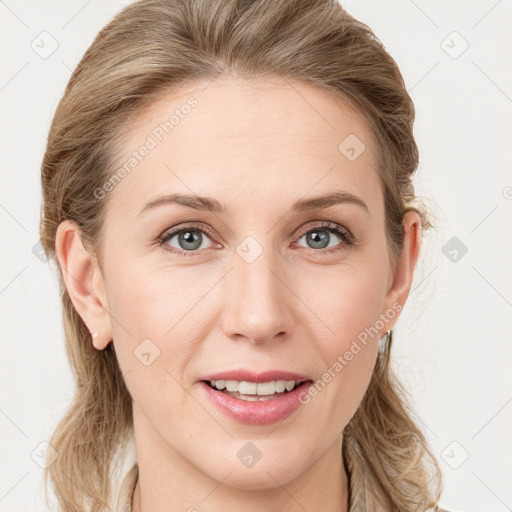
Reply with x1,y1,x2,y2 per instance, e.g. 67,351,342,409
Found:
107,76,382,220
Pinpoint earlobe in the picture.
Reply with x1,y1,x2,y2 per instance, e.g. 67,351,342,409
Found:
55,220,113,350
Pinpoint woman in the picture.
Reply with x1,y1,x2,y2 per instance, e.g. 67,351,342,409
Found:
39,0,451,510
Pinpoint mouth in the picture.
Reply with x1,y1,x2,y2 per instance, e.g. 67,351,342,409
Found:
202,378,312,401
198,372,315,425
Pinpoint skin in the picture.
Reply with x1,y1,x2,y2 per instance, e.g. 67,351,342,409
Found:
55,76,421,512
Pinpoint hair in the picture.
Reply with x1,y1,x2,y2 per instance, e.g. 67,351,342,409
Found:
39,0,442,510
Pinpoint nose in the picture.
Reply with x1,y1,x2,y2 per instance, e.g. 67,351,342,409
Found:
219,244,295,345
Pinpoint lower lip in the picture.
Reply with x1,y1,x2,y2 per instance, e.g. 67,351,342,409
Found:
199,381,313,425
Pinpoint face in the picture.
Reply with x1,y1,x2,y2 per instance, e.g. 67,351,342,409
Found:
57,76,420,494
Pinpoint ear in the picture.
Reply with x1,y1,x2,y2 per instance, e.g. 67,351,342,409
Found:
54,220,112,350
381,209,422,332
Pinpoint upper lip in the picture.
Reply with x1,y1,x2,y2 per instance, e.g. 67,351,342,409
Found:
199,369,312,383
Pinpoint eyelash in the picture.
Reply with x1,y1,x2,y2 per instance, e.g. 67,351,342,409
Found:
156,221,354,258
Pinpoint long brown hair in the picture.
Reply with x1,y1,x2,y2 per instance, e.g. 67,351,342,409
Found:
39,0,442,510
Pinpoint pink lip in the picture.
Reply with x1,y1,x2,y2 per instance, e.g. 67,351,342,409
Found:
199,369,312,383
198,370,314,425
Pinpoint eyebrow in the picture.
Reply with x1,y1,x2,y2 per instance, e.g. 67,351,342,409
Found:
138,191,369,217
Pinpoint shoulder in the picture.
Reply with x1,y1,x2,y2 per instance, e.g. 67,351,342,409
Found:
115,463,138,512
108,428,139,511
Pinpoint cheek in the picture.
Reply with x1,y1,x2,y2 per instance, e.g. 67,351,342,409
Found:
106,263,211,396
298,264,386,423
107,260,210,341
302,260,387,352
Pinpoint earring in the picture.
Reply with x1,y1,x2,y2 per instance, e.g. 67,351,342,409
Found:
92,332,98,338
378,329,393,365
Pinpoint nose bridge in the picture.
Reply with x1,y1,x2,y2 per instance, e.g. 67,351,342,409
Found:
221,235,292,343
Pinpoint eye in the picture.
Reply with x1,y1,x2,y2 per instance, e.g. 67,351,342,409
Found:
157,220,354,258
157,223,217,256
294,221,353,253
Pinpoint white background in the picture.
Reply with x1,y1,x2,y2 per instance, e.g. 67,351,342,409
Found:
1,1,511,511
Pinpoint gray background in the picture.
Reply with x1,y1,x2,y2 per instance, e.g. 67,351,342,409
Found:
1,0,511,510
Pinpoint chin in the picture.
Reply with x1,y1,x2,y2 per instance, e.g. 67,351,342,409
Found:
201,452,306,491
220,465,300,491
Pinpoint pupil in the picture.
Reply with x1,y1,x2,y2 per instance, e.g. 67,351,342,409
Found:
308,230,328,249
180,230,200,250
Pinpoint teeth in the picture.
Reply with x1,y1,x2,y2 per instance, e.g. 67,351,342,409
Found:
225,380,238,392
256,381,275,395
209,379,302,395
275,381,286,393
238,381,257,394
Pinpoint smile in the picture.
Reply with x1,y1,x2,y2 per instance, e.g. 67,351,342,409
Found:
205,379,306,401
200,379,314,425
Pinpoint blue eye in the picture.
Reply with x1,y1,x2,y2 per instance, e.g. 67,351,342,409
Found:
295,222,353,253
157,221,353,257
158,223,216,256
